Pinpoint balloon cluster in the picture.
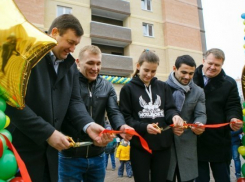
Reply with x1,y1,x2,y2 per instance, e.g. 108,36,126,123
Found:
101,75,131,84
0,0,57,181
242,13,245,50
238,102,245,182
240,13,245,182
0,97,24,182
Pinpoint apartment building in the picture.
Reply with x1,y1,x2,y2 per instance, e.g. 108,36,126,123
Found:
15,0,206,94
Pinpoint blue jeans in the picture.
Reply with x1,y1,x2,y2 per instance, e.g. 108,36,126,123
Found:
105,152,116,169
58,152,106,182
118,160,133,177
232,144,241,179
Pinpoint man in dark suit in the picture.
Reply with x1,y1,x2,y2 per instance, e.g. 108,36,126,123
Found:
5,14,112,182
193,48,243,182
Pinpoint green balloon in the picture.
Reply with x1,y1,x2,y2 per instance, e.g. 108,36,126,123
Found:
0,135,7,153
0,129,12,143
0,98,6,112
0,180,6,182
243,102,245,109
243,116,245,121
0,111,6,131
242,163,245,177
0,150,17,180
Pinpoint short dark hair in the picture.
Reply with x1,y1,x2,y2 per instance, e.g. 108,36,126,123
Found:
48,14,84,36
175,55,196,69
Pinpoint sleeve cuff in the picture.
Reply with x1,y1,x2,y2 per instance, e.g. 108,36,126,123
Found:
83,122,95,133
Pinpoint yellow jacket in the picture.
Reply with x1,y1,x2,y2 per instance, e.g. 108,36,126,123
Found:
116,144,130,161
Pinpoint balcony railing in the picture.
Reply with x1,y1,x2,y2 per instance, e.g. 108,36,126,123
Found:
100,53,133,76
90,21,132,47
91,0,130,20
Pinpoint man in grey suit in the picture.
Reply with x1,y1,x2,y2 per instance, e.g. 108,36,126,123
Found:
166,55,207,182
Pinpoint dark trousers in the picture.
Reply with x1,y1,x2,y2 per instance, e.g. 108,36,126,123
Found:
130,146,171,182
196,161,230,182
42,160,51,182
15,159,51,182
166,164,194,182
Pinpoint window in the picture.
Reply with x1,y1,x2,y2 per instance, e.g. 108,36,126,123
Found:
57,6,72,17
141,0,152,11
143,23,154,37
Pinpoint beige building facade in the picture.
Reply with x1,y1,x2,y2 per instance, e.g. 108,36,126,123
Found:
15,0,206,94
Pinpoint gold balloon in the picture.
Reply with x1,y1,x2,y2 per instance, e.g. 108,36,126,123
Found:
0,0,57,109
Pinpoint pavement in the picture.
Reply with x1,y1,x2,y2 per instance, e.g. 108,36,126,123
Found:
104,157,243,182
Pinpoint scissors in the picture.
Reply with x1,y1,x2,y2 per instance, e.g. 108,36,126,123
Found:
152,124,171,132
67,136,93,148
153,121,189,133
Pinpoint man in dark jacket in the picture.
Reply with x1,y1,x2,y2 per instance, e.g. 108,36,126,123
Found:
193,48,243,182
59,45,133,182
5,15,109,182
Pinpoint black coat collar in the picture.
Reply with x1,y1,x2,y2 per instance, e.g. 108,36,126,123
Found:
45,53,75,86
194,65,226,93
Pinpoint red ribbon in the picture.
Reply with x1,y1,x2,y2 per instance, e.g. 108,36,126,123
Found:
101,121,242,155
0,134,31,182
0,136,3,158
100,129,152,154
170,120,241,128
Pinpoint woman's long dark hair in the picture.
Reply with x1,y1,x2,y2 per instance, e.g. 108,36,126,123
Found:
132,49,160,77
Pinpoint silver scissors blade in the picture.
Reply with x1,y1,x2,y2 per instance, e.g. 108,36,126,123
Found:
161,126,171,131
73,141,93,148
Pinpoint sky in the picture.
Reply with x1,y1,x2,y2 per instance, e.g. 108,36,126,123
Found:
201,0,245,79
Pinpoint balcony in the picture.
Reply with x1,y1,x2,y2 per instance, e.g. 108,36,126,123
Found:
90,0,130,20
100,53,133,76
90,21,132,47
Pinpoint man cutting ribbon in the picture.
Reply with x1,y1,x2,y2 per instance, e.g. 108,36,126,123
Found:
193,48,243,182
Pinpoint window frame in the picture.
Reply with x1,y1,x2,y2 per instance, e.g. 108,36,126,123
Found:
57,5,72,17
142,23,154,37
141,0,152,11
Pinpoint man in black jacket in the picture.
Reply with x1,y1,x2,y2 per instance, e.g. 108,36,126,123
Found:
193,48,243,182
5,15,110,182
59,45,133,182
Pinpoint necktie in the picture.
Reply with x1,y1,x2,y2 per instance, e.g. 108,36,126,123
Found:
51,54,58,74
203,75,209,86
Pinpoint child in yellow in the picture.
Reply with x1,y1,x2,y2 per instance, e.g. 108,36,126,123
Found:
116,139,133,178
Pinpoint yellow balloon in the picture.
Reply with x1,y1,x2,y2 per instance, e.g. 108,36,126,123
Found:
0,0,57,109
4,115,10,128
244,20,245,25
243,109,245,116
238,146,245,156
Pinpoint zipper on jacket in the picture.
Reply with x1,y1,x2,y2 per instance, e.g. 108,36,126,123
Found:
86,84,92,158
88,85,93,117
